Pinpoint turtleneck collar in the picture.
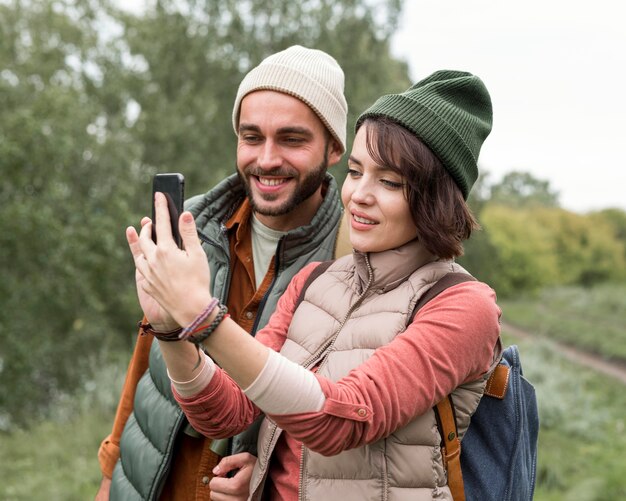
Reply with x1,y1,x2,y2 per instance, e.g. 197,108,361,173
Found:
352,239,438,294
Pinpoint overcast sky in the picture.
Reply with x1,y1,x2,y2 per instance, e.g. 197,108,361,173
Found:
119,0,624,213
390,0,626,213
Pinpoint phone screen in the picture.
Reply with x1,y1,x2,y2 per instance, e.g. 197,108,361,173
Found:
152,173,185,248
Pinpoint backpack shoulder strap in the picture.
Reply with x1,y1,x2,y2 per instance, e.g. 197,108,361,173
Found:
293,260,334,312
410,272,476,323
409,272,474,501
417,272,508,501
437,396,466,501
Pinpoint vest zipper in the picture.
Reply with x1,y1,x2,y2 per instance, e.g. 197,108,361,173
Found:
381,441,389,501
298,443,308,501
249,421,280,499
298,254,375,500
314,253,374,373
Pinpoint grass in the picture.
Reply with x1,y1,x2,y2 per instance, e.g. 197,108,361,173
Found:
0,361,125,501
0,409,114,500
500,284,626,499
500,283,626,363
502,330,626,501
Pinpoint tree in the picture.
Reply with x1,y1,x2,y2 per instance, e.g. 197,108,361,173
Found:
489,170,560,208
0,0,140,428
591,208,626,257
0,0,411,428
533,208,626,286
100,0,410,192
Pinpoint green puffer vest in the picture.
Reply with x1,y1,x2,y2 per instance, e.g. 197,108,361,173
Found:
249,241,500,501
110,173,343,500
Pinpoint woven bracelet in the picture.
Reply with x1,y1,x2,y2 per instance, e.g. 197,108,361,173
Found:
138,321,183,342
187,304,229,345
179,298,219,340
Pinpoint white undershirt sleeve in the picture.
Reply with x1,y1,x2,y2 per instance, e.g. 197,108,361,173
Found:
244,349,325,414
168,351,216,398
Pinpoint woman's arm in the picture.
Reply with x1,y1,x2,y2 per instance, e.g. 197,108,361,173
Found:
261,281,501,456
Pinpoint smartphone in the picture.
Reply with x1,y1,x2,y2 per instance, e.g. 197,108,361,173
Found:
151,173,185,248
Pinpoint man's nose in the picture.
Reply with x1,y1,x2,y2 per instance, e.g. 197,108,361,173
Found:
258,140,282,169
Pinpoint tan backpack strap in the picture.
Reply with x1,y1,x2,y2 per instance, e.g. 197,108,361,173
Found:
333,210,353,258
435,396,466,501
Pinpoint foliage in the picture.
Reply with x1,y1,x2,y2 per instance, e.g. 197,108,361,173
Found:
99,0,410,192
489,170,560,208
462,204,559,295
0,357,127,500
531,207,626,286
590,208,626,259
0,0,140,428
461,172,626,295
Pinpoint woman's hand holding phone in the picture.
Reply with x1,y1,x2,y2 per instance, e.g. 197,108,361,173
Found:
127,192,213,331
126,216,178,332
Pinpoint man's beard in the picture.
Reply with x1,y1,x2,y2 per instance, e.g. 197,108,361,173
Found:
238,154,329,217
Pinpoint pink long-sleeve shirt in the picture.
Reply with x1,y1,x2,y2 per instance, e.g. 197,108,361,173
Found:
174,262,501,499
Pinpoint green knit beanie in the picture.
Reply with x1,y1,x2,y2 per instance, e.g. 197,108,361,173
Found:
356,70,493,199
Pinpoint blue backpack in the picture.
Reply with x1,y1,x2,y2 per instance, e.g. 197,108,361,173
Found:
417,273,539,501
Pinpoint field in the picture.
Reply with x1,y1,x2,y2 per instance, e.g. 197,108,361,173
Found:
502,331,626,500
0,362,127,500
1,284,625,500
500,283,626,362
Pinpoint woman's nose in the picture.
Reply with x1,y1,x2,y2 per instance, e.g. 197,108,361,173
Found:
350,180,375,205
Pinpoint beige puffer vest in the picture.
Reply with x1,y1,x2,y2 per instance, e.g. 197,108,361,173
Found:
249,239,498,501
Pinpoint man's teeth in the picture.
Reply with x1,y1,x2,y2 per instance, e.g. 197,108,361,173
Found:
259,177,287,186
353,214,376,225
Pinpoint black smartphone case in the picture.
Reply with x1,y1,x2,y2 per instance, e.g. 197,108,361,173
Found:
152,173,185,248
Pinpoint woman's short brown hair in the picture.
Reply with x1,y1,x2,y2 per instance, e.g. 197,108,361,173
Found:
359,116,478,259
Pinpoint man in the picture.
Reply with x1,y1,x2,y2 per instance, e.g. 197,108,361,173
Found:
96,45,350,500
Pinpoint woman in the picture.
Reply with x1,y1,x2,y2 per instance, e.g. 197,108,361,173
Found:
129,70,501,500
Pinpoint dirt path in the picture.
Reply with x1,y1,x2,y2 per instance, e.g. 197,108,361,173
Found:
502,321,626,385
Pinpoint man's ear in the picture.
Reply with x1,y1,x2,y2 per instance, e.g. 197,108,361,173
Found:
327,138,344,167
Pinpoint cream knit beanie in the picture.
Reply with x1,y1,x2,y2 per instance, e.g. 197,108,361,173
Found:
232,45,348,152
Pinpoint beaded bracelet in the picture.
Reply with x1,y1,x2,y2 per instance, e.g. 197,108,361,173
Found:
179,298,219,340
187,304,229,345
138,321,183,342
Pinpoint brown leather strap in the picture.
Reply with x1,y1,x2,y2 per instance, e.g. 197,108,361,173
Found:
484,363,510,399
436,396,466,501
413,272,474,501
